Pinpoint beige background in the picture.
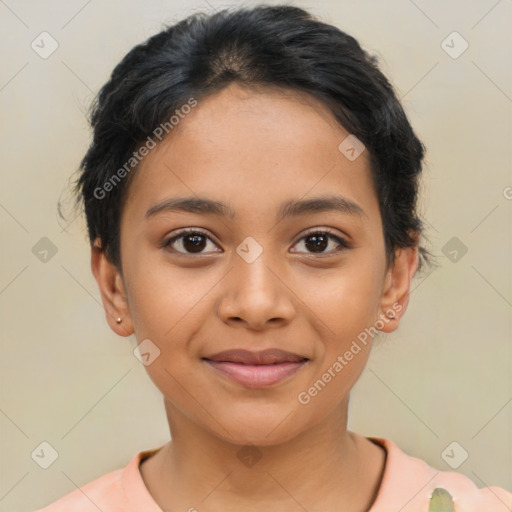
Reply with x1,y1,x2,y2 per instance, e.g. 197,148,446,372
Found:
0,0,511,510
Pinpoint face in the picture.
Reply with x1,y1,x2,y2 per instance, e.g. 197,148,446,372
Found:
92,83,418,446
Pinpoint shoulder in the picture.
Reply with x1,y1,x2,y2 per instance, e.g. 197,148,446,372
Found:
34,449,161,512
34,467,124,512
368,437,512,512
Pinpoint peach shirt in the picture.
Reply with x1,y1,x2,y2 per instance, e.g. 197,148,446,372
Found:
35,437,512,511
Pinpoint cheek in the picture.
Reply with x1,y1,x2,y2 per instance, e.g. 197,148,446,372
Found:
124,254,214,340
298,259,383,337
298,260,383,386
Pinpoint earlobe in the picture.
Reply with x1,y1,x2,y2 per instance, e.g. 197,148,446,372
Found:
90,238,134,337
377,245,419,334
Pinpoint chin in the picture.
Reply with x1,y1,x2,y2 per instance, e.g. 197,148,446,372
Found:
208,409,309,448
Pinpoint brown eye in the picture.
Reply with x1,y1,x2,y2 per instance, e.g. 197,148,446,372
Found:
164,229,220,255
292,230,350,255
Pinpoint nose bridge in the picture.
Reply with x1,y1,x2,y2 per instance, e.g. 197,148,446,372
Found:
237,251,277,299
217,243,294,328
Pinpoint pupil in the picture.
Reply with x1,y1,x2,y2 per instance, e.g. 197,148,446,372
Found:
306,234,327,252
184,234,206,253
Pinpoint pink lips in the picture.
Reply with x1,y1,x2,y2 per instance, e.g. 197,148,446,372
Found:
203,348,309,388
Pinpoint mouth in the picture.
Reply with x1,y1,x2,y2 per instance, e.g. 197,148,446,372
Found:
202,348,309,388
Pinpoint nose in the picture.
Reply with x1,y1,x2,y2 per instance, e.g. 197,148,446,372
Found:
217,253,295,331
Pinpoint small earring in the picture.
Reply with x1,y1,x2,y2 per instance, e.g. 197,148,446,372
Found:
116,317,122,324
386,311,396,319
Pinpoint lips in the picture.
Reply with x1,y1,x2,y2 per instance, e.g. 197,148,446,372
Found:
203,348,308,365
202,349,309,388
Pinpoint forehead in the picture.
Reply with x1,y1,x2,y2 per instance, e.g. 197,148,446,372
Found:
122,83,380,228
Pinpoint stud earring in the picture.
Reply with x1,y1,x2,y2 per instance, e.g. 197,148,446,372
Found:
386,310,396,319
116,317,122,324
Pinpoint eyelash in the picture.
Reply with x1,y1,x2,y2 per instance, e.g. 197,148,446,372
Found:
162,227,351,256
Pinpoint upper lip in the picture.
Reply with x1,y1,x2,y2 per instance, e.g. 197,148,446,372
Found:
203,349,309,365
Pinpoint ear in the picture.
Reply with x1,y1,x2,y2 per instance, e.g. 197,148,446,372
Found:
377,242,419,334
90,238,134,337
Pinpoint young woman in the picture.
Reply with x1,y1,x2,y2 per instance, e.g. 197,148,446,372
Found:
37,5,512,511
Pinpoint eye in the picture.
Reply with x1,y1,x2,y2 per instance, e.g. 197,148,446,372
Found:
163,229,221,255
291,229,351,255
162,228,351,256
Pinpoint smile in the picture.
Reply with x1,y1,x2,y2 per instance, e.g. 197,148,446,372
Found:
202,359,309,388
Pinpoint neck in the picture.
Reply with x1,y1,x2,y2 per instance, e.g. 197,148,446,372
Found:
140,396,387,512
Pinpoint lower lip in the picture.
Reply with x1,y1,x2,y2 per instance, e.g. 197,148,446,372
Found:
203,360,307,388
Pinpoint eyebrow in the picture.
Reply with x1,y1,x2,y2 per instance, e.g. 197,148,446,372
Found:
145,195,365,220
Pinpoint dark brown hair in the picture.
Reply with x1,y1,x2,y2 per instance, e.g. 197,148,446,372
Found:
73,4,434,274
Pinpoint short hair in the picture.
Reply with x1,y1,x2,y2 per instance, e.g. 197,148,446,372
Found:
73,4,434,273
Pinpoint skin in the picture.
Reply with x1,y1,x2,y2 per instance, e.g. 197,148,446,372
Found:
91,82,419,512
